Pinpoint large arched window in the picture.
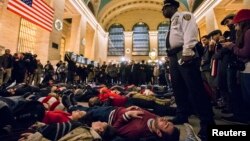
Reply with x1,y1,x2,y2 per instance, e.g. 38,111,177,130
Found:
108,24,125,56
132,22,149,56
158,21,169,56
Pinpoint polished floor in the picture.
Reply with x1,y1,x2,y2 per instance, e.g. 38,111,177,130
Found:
175,108,246,141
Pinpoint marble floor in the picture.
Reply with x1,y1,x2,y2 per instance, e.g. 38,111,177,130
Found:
173,108,247,141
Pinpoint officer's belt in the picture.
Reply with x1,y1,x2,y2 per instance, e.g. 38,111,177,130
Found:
166,47,183,57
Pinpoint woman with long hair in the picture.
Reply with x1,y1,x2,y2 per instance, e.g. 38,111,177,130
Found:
222,9,250,122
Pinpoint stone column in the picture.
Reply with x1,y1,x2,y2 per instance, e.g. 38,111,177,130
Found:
124,32,133,61
205,9,218,33
213,8,228,33
84,23,95,60
149,31,158,58
68,15,81,54
36,0,65,64
79,15,87,55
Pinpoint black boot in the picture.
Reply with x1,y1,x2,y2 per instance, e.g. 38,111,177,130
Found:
69,93,77,105
62,95,72,109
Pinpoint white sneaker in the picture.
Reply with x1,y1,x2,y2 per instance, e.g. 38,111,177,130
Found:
184,123,201,141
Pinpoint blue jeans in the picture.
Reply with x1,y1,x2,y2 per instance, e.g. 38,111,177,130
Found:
86,106,116,122
69,105,116,122
240,73,250,119
227,68,243,117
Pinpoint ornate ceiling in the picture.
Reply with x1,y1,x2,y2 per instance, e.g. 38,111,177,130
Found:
82,0,205,31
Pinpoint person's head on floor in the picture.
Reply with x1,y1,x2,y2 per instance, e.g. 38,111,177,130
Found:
155,117,180,141
6,87,16,95
88,96,102,107
162,0,179,19
48,92,59,99
71,110,86,121
91,121,116,140
99,87,109,94
51,86,58,92
111,89,121,95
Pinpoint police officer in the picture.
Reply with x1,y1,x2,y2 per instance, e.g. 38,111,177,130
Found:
162,0,215,140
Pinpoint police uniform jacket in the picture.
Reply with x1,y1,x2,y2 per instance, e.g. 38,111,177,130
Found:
168,11,198,57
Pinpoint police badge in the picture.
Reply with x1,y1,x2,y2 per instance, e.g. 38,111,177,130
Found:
183,14,191,21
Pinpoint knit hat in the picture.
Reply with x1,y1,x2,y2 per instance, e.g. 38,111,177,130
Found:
38,96,64,111
233,9,250,24
163,0,180,8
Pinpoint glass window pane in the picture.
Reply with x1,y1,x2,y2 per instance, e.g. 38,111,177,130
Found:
108,24,125,56
158,22,169,56
132,22,149,56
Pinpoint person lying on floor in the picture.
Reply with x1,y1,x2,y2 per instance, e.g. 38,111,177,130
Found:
18,120,116,141
0,83,40,97
61,89,175,116
90,87,175,116
88,96,175,116
61,94,178,140
111,84,172,97
0,89,66,112
81,106,180,141
98,87,173,106
71,84,141,103
0,100,45,136
52,103,176,141
73,86,100,102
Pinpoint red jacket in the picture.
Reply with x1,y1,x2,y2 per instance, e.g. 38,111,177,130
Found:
98,88,127,107
42,110,71,124
111,107,157,139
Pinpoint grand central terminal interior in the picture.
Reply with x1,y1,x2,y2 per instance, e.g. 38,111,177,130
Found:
0,0,250,141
